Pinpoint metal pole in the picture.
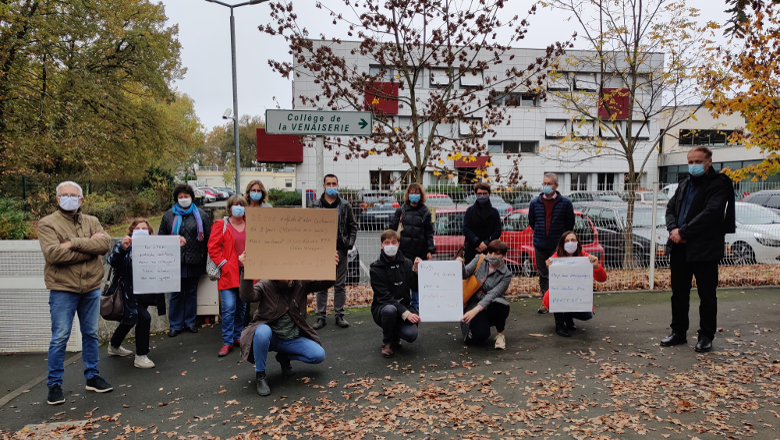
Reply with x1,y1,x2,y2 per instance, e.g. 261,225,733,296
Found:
301,181,306,207
315,135,324,198
649,183,659,290
230,8,241,194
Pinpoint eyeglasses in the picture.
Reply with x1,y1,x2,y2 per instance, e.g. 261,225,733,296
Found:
59,195,80,200
250,190,262,193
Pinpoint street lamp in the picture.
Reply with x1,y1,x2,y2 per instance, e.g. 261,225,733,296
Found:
205,0,269,194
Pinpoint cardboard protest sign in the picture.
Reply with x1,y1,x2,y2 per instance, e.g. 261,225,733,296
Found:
244,207,338,281
418,261,463,322
548,257,593,312
132,235,181,294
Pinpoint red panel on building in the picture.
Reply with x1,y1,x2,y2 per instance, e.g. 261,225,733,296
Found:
256,128,303,163
598,88,630,119
365,82,399,114
454,156,490,169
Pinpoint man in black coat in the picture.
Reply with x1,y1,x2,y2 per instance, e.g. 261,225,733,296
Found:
462,182,502,264
370,230,422,358
661,146,735,353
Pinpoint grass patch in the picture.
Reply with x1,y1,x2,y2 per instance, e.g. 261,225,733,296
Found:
104,214,164,237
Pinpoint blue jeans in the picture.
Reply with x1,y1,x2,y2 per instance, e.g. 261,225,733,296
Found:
252,324,325,372
220,288,245,345
169,276,199,330
48,289,101,387
410,290,419,311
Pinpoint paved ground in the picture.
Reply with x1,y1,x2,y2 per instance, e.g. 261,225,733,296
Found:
2,288,780,439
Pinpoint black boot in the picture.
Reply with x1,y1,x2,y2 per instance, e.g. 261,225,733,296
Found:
660,332,687,347
694,335,712,353
275,352,295,377
565,318,577,331
255,371,271,396
312,318,326,330
555,323,571,338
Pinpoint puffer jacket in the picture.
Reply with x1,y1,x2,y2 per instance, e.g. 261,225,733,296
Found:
370,250,419,323
158,207,212,267
311,195,358,250
389,203,435,261
38,208,111,293
528,192,576,250
107,241,167,325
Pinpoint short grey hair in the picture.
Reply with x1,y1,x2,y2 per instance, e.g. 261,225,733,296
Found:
56,181,84,198
543,172,559,185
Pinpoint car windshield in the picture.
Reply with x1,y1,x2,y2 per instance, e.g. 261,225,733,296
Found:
427,196,455,206
434,212,464,235
736,204,780,224
595,195,623,202
619,210,667,227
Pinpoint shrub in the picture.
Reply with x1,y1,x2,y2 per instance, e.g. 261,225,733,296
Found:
82,193,128,225
272,190,304,207
0,198,31,239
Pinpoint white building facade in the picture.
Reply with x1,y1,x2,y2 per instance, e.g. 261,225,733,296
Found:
291,40,663,194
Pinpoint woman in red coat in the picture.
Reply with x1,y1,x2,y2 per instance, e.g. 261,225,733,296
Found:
208,195,249,357
542,230,607,337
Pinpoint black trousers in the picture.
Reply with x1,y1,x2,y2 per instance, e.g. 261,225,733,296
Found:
534,246,555,295
110,303,151,356
469,303,510,343
670,245,719,340
374,305,419,344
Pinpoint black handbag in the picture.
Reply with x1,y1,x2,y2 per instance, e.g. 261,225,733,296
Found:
100,268,124,322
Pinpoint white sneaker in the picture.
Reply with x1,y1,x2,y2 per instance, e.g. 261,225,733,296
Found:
108,344,133,357
134,355,155,369
494,333,506,350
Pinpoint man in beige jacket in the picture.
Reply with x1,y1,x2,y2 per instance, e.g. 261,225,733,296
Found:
38,181,112,405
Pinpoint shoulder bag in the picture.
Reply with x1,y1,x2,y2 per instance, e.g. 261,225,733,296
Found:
462,254,486,304
100,268,124,322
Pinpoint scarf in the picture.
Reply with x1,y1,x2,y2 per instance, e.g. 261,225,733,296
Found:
472,199,494,224
172,203,204,241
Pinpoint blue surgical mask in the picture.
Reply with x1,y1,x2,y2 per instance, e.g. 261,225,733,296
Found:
409,194,421,203
542,185,554,195
326,187,338,197
688,164,706,177
231,206,245,217
249,192,263,201
476,195,490,204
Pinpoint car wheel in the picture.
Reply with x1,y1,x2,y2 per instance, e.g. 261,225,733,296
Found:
521,254,535,278
731,242,756,266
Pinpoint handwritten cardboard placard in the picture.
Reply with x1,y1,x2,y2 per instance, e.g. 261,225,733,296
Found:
418,261,463,322
132,235,181,294
548,256,593,312
244,207,338,281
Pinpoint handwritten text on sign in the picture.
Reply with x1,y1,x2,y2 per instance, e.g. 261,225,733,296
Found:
549,257,593,313
244,207,338,281
132,235,181,294
418,261,463,322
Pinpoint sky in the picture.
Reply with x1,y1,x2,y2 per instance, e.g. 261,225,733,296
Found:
160,0,732,132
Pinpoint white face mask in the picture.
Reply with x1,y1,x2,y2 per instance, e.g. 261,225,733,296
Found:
178,197,192,209
58,195,80,212
383,245,399,257
132,229,150,238
564,241,579,255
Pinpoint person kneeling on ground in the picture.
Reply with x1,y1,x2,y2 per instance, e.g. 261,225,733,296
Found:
457,239,512,350
543,230,607,337
370,230,423,358
239,253,339,396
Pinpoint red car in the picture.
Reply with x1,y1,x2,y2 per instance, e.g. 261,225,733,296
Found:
432,208,604,276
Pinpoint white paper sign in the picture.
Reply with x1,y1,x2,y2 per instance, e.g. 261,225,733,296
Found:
418,261,463,322
549,257,593,312
132,236,181,294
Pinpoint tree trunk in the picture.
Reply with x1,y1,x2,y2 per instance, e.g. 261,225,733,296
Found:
623,171,637,269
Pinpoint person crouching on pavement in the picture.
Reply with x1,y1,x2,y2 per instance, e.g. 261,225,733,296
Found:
239,253,339,396
370,230,422,358
457,239,512,349
542,231,607,337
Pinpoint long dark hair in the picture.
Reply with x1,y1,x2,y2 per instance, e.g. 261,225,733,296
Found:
554,230,583,257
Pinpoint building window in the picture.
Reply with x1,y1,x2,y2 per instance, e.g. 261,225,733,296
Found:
545,119,570,138
430,69,450,87
496,92,539,107
459,118,483,136
547,71,571,91
574,73,598,91
487,141,537,154
369,65,395,82
600,121,624,139
285,179,293,188
570,173,588,191
597,173,616,191
679,129,734,146
573,120,596,138
460,70,483,88
630,121,651,139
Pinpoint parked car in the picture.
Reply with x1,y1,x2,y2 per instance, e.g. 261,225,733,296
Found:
217,186,236,197
574,202,669,269
199,187,227,201
661,183,678,200
393,192,456,209
725,202,780,265
359,190,396,208
346,246,361,284
740,190,780,215
196,188,216,204
431,207,469,260
511,191,538,210
567,192,624,203
621,191,669,205
461,194,513,217
358,203,397,231
500,209,605,277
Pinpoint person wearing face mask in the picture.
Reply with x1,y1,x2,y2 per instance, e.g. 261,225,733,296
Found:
661,146,735,353
462,182,502,265
389,183,435,311
370,230,423,358
311,174,358,330
38,181,112,405
159,184,212,337
242,180,272,329
456,240,512,349
208,196,250,357
528,172,575,314
107,219,178,368
239,254,340,396
543,231,607,337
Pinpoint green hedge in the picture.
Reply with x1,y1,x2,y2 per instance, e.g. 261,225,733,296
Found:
0,198,32,239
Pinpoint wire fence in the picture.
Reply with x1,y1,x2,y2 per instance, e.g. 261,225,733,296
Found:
281,181,780,299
